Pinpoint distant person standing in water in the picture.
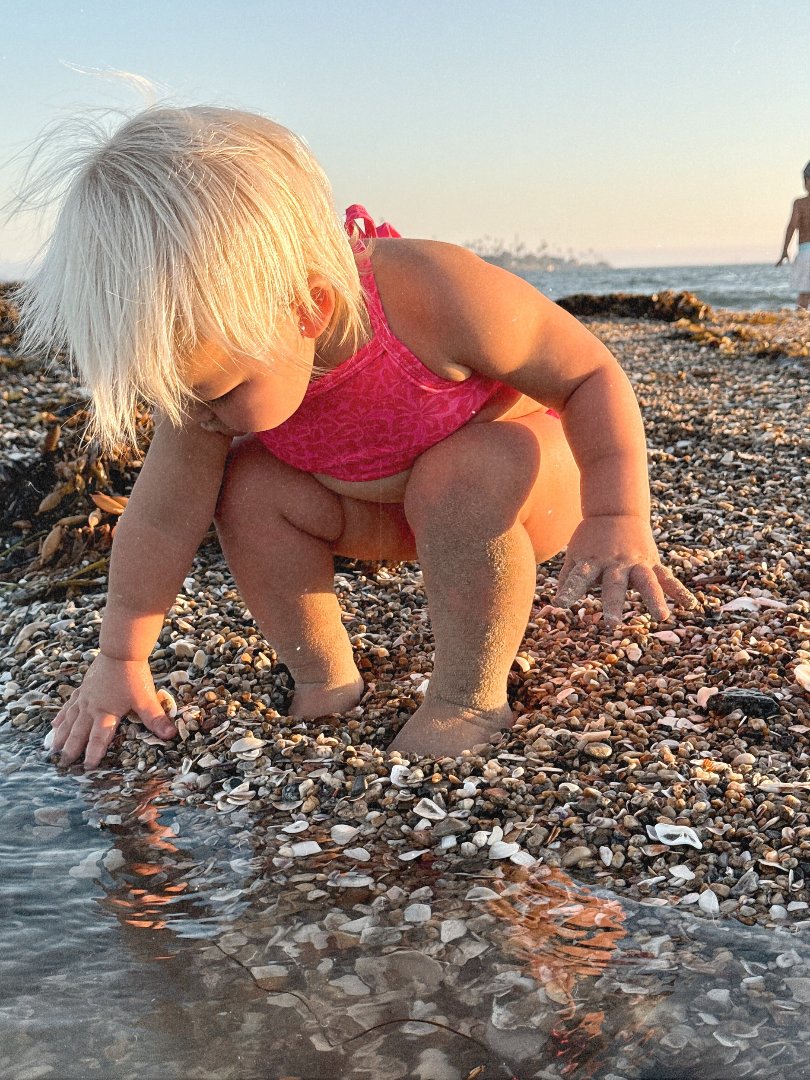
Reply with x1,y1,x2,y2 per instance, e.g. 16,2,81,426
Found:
776,161,810,309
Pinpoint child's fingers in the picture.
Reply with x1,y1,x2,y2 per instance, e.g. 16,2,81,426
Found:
137,695,178,741
654,565,700,610
51,704,79,753
556,560,601,607
84,714,121,770
142,711,178,741
629,565,671,621
58,714,94,767
599,565,630,626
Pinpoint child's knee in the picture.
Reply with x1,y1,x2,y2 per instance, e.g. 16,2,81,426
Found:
404,426,538,537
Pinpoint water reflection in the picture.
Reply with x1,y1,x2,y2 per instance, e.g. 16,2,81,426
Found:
3,734,810,1079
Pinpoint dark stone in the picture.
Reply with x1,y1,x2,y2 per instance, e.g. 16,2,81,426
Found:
706,689,780,719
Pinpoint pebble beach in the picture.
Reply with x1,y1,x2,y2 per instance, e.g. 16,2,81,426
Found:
2,292,810,1078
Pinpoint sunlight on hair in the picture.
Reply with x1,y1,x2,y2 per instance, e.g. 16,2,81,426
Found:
13,102,367,451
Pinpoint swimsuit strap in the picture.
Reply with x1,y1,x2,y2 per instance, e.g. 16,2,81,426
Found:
344,204,402,337
345,203,402,241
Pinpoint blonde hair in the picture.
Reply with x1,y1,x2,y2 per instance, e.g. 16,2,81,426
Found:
15,105,367,451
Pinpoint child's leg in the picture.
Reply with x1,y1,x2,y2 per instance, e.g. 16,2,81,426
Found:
214,436,416,716
390,410,580,757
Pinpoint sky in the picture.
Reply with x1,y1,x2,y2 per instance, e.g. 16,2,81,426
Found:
1,0,809,275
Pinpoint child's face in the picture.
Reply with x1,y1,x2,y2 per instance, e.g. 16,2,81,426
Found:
184,318,314,436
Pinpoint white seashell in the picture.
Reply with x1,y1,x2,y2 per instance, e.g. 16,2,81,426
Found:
229,735,266,755
282,820,309,834
698,889,720,916
343,847,371,862
398,850,425,861
224,781,255,804
510,850,536,867
43,726,56,751
331,824,359,845
403,903,431,924
465,886,500,901
489,825,504,845
414,797,447,821
440,919,467,942
489,841,520,859
439,835,457,850
795,664,810,692
389,764,414,787
646,823,703,849
289,841,322,858
669,865,696,881
721,595,788,613
156,688,177,718
599,846,613,867
679,892,700,905
331,872,374,888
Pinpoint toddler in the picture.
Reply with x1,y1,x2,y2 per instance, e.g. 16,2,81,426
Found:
19,106,696,769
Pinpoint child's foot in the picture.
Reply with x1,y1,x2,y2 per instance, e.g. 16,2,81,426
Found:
388,695,513,759
288,672,365,718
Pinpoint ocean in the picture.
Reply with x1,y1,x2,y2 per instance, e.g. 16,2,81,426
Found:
519,260,796,313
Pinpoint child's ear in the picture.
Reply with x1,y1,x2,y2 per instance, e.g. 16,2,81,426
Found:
297,277,335,338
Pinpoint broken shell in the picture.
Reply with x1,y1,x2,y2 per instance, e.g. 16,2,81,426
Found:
156,688,177,718
230,735,267,755
330,824,359,845
669,865,696,881
489,841,520,859
698,889,720,916
646,823,703,849
795,663,810,692
282,820,309,834
389,764,415,787
288,841,322,858
413,797,447,821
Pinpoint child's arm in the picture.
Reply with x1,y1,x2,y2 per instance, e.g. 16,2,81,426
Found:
51,414,233,768
397,242,696,623
777,200,799,265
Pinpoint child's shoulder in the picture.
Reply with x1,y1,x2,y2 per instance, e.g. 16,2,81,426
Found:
370,237,545,369
372,238,529,327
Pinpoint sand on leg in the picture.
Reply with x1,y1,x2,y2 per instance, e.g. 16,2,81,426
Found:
389,410,581,758
214,435,416,717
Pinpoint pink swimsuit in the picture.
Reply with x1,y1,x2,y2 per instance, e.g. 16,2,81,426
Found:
256,206,502,482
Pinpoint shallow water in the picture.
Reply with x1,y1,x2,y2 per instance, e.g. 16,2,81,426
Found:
3,732,809,1080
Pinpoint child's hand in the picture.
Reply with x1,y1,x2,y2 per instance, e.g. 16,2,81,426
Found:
555,514,698,626
50,654,177,769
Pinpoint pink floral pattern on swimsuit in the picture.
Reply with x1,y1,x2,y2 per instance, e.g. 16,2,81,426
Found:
256,206,501,481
